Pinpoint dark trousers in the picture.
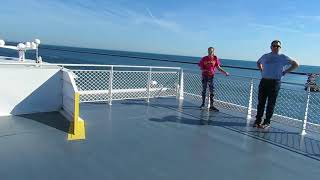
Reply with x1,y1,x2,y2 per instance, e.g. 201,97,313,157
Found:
201,76,215,105
255,78,281,124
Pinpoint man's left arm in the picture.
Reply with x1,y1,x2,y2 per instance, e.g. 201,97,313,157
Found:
217,65,229,76
283,59,299,75
215,58,229,76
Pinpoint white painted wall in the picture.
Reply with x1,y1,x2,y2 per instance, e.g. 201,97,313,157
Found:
61,70,78,120
0,65,62,116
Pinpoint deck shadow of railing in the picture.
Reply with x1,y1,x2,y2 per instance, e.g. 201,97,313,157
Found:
150,115,247,127
18,112,70,133
120,99,320,160
150,113,320,161
229,125,320,160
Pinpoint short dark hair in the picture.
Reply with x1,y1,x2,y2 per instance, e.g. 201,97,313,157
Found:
208,47,214,49
271,40,281,45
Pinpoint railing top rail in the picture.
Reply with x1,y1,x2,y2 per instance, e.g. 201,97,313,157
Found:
221,65,308,75
71,69,179,73
61,64,181,70
0,62,181,70
185,69,306,86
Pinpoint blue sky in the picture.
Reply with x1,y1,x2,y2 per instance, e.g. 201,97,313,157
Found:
1,0,320,65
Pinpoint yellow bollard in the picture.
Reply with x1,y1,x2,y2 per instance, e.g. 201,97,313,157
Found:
68,92,86,140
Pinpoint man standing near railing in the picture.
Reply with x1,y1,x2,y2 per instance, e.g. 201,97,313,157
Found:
199,47,229,111
253,40,299,129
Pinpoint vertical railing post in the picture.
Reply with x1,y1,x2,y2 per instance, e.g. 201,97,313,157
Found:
178,68,184,100
147,67,152,103
246,78,254,120
109,66,113,106
301,87,310,135
36,47,39,62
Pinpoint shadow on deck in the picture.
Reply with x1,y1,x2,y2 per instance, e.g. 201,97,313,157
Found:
120,98,320,160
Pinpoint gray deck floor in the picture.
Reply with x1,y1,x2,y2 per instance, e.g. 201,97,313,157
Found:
0,97,320,180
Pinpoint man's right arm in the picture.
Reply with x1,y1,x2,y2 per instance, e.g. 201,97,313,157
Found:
257,55,264,71
198,58,204,70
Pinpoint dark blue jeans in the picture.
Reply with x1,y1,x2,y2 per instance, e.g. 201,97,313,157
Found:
201,76,215,105
255,78,281,124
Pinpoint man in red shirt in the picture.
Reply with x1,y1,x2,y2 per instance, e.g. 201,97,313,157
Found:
198,47,229,111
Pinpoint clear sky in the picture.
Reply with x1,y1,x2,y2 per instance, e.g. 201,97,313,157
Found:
1,0,320,65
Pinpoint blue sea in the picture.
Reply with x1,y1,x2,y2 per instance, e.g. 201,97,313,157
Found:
1,44,320,85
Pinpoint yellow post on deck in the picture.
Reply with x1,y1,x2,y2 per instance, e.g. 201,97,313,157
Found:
68,92,86,140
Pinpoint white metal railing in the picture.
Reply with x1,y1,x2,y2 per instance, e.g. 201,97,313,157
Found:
2,61,319,135
0,62,182,103
61,65,182,104
183,71,320,135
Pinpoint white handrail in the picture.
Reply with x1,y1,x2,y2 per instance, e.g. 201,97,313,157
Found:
0,62,181,70
186,69,306,86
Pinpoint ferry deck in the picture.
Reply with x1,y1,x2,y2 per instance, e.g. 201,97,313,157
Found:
0,51,319,179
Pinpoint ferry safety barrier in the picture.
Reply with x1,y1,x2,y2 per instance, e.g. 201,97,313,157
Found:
183,71,320,135
4,61,320,137
67,65,183,104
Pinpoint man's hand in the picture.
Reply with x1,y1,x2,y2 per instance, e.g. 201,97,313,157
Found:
282,71,287,76
257,62,263,71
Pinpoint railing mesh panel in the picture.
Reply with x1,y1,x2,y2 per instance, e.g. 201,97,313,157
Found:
73,70,110,91
251,81,307,127
150,72,179,97
71,69,179,102
306,93,320,132
183,73,250,114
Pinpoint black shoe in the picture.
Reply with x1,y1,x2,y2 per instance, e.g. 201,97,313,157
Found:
209,106,219,112
253,123,263,128
199,104,205,110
